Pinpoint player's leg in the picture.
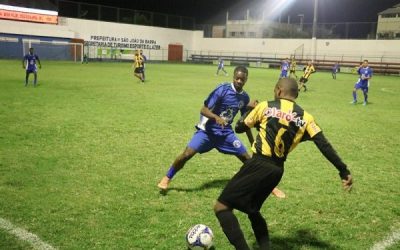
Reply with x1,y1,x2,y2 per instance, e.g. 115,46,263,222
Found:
33,72,38,87
157,146,197,191
248,212,269,249
222,67,228,76
351,83,361,104
214,159,254,250
249,160,283,249
25,71,29,86
362,87,368,105
158,130,213,191
298,78,304,91
214,203,250,250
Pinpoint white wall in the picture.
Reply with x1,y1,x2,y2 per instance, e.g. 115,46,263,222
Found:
1,17,400,62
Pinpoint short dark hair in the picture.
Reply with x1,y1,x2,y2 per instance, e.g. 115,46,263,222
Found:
278,78,298,98
234,65,248,76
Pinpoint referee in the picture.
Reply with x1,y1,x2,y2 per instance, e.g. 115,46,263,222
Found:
214,78,353,250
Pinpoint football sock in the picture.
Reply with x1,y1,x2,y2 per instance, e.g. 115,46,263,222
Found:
166,166,177,179
363,92,368,102
352,91,357,101
215,210,250,250
248,212,270,250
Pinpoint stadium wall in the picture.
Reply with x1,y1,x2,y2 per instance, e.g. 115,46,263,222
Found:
1,17,400,62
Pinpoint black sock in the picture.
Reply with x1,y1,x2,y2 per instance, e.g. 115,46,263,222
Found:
215,210,250,250
248,212,270,250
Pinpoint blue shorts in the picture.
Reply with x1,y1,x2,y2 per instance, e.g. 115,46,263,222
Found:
354,82,368,92
187,130,247,155
280,70,288,78
26,67,37,74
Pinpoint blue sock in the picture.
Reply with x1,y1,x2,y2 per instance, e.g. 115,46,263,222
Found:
352,91,357,101
166,166,177,179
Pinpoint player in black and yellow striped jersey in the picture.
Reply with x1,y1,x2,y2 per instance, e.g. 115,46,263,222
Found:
289,56,297,79
298,61,316,92
133,50,145,82
214,78,353,250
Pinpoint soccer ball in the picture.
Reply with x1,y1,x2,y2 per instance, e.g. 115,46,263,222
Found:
186,224,214,250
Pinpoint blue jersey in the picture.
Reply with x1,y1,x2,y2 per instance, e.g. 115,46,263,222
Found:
332,63,340,73
24,54,39,71
196,83,250,136
281,61,289,72
218,59,224,69
357,66,373,87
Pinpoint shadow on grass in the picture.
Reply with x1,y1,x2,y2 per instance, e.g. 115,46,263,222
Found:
165,179,230,194
263,229,339,250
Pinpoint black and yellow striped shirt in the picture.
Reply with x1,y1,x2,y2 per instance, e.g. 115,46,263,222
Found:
290,60,297,71
244,99,321,161
302,65,315,79
133,54,144,68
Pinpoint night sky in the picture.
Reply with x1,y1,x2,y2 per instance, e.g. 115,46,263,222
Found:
65,0,400,24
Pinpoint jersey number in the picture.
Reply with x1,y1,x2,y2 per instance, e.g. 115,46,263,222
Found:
273,127,287,158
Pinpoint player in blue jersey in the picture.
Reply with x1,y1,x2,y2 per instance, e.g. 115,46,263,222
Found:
351,60,372,105
158,65,285,198
279,58,289,79
332,62,340,79
216,58,228,76
22,48,41,87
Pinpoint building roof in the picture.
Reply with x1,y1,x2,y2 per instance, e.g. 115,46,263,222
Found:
378,4,400,15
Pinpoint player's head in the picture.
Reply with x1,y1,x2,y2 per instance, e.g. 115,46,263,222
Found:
29,48,34,54
274,78,299,101
232,66,248,92
140,50,143,55
362,60,368,67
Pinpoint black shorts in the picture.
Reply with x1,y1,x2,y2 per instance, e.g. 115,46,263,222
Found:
134,67,144,74
218,154,284,214
299,77,308,84
290,70,296,73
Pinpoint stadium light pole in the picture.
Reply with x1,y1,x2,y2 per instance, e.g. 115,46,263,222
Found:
311,0,318,62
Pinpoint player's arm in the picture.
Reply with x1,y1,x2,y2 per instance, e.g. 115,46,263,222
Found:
200,105,226,127
235,102,264,134
235,109,252,133
22,57,25,69
36,56,41,68
312,132,353,191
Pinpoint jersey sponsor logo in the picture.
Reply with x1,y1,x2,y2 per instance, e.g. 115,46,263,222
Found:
220,108,234,123
265,107,306,127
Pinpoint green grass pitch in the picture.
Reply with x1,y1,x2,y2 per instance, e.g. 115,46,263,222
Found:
0,60,399,249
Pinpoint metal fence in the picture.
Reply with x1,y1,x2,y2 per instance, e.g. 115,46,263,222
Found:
82,45,400,64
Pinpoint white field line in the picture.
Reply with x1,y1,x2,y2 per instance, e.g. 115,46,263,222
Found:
0,217,56,250
380,88,395,94
371,228,400,250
